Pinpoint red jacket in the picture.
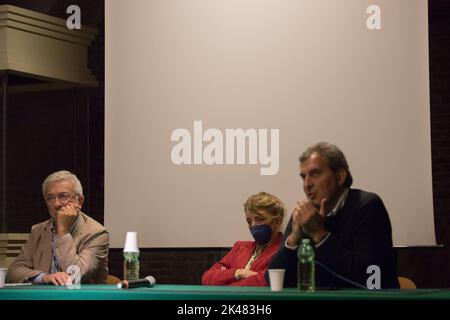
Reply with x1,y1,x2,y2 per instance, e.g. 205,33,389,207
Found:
202,233,282,286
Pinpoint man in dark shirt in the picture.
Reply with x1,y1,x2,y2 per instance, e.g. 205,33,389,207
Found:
268,142,399,289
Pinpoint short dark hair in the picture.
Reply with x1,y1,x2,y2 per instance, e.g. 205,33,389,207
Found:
299,142,353,187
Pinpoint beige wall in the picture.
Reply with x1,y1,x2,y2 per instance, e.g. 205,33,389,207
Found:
105,0,434,247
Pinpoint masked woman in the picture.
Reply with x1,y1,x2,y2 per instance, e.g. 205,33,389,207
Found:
202,192,286,286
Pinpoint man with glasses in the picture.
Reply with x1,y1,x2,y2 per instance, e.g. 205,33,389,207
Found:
7,170,109,285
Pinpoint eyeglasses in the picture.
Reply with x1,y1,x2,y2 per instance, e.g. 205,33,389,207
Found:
44,192,77,204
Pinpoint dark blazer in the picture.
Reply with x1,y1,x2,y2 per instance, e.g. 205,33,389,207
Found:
202,233,282,286
267,189,399,289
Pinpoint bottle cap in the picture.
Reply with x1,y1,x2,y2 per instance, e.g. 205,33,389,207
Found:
123,232,139,252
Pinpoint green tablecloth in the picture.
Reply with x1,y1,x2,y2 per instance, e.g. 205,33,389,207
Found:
1,284,449,300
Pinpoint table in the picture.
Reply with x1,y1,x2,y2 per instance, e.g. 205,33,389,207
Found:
1,284,449,300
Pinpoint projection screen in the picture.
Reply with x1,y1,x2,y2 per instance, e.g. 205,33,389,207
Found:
105,0,435,247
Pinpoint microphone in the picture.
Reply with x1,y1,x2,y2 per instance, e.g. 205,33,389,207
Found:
117,276,156,289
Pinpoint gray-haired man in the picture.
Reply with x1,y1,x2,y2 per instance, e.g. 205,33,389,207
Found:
7,170,109,285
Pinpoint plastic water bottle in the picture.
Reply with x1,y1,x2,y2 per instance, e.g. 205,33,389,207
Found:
123,251,140,281
297,238,315,292
123,232,140,280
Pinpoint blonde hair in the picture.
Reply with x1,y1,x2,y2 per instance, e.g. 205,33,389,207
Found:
244,192,286,221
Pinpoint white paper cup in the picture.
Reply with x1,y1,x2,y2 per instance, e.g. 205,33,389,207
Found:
123,232,139,252
0,268,7,288
268,269,285,292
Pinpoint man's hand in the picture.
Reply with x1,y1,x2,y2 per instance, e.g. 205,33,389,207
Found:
289,198,328,245
42,272,72,286
55,203,80,237
287,208,303,247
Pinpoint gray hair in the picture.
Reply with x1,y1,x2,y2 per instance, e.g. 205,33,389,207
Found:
299,142,353,187
42,170,83,196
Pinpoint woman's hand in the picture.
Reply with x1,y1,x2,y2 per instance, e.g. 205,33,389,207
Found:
236,269,258,279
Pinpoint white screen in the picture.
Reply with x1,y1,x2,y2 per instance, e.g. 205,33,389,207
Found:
105,0,435,247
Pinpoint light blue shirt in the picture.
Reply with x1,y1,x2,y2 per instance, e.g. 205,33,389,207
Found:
30,216,80,284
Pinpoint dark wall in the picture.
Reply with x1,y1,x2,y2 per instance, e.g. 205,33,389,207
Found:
429,0,450,251
2,0,105,228
2,0,450,288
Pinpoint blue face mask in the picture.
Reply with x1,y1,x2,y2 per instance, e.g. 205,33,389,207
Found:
250,224,273,245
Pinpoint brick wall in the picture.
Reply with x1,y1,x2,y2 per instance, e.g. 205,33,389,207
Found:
429,0,450,247
108,248,229,285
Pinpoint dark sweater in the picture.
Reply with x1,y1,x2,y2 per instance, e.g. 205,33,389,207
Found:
267,189,399,289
